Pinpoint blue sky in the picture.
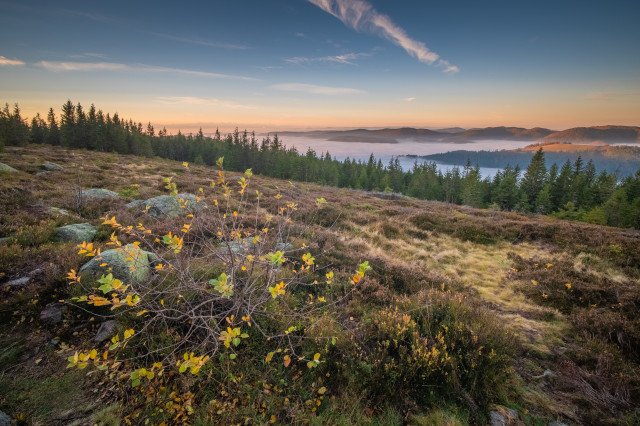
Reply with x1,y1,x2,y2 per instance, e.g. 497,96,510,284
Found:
1,0,639,133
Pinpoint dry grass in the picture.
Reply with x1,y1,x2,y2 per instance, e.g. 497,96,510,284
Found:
1,144,639,424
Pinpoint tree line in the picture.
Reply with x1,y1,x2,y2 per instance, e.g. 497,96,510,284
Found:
1,101,639,229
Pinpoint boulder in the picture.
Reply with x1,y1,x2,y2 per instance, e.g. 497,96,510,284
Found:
79,243,160,285
57,222,97,243
95,320,118,343
276,242,294,252
41,162,63,171
81,188,119,199
143,193,206,217
0,162,18,173
40,303,68,325
126,199,148,210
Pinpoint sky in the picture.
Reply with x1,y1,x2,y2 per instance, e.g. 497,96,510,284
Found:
1,0,639,134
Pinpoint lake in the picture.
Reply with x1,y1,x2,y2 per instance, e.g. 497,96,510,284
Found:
277,136,534,178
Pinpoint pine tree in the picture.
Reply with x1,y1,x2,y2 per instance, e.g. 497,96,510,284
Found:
520,148,547,211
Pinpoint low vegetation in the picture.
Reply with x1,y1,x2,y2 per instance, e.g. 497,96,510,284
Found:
1,144,639,424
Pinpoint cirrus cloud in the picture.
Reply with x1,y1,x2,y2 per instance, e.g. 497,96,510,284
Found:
155,96,255,109
0,56,26,66
307,0,458,73
36,60,256,80
271,83,365,95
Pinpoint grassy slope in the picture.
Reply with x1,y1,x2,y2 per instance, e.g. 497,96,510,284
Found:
0,145,639,425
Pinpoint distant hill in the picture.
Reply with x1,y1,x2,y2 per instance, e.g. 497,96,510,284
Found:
414,143,640,177
542,125,640,144
279,125,640,145
458,126,554,140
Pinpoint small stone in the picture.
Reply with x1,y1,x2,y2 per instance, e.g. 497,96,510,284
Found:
41,162,63,171
50,207,72,217
36,171,49,177
0,409,11,426
6,277,30,287
57,222,97,243
490,411,506,426
49,337,61,347
95,320,118,343
81,188,119,199
40,303,67,325
548,422,568,426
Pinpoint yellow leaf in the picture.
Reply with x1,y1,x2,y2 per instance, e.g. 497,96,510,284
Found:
89,349,97,359
313,353,320,361
283,355,291,367
317,386,327,395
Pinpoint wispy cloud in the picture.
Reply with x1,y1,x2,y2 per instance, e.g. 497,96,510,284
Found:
37,61,126,71
0,56,25,66
150,32,249,50
36,60,256,80
403,97,416,102
69,53,109,60
286,52,370,65
271,83,365,95
156,96,255,109
307,0,458,73
253,65,283,72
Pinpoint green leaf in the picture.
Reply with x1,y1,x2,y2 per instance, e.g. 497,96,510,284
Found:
331,337,336,345
131,379,140,388
179,365,187,373
98,284,112,294
229,354,236,360
233,338,241,347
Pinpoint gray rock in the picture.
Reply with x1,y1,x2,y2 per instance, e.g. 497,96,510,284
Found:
275,242,294,252
126,199,148,210
50,207,72,217
40,303,67,325
36,171,49,177
41,162,63,171
548,422,568,426
57,222,97,243
81,188,119,199
95,320,118,343
0,237,10,245
0,409,11,426
143,193,206,217
79,243,159,285
6,277,30,287
490,409,518,426
490,411,506,426
0,162,18,173
226,238,256,253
